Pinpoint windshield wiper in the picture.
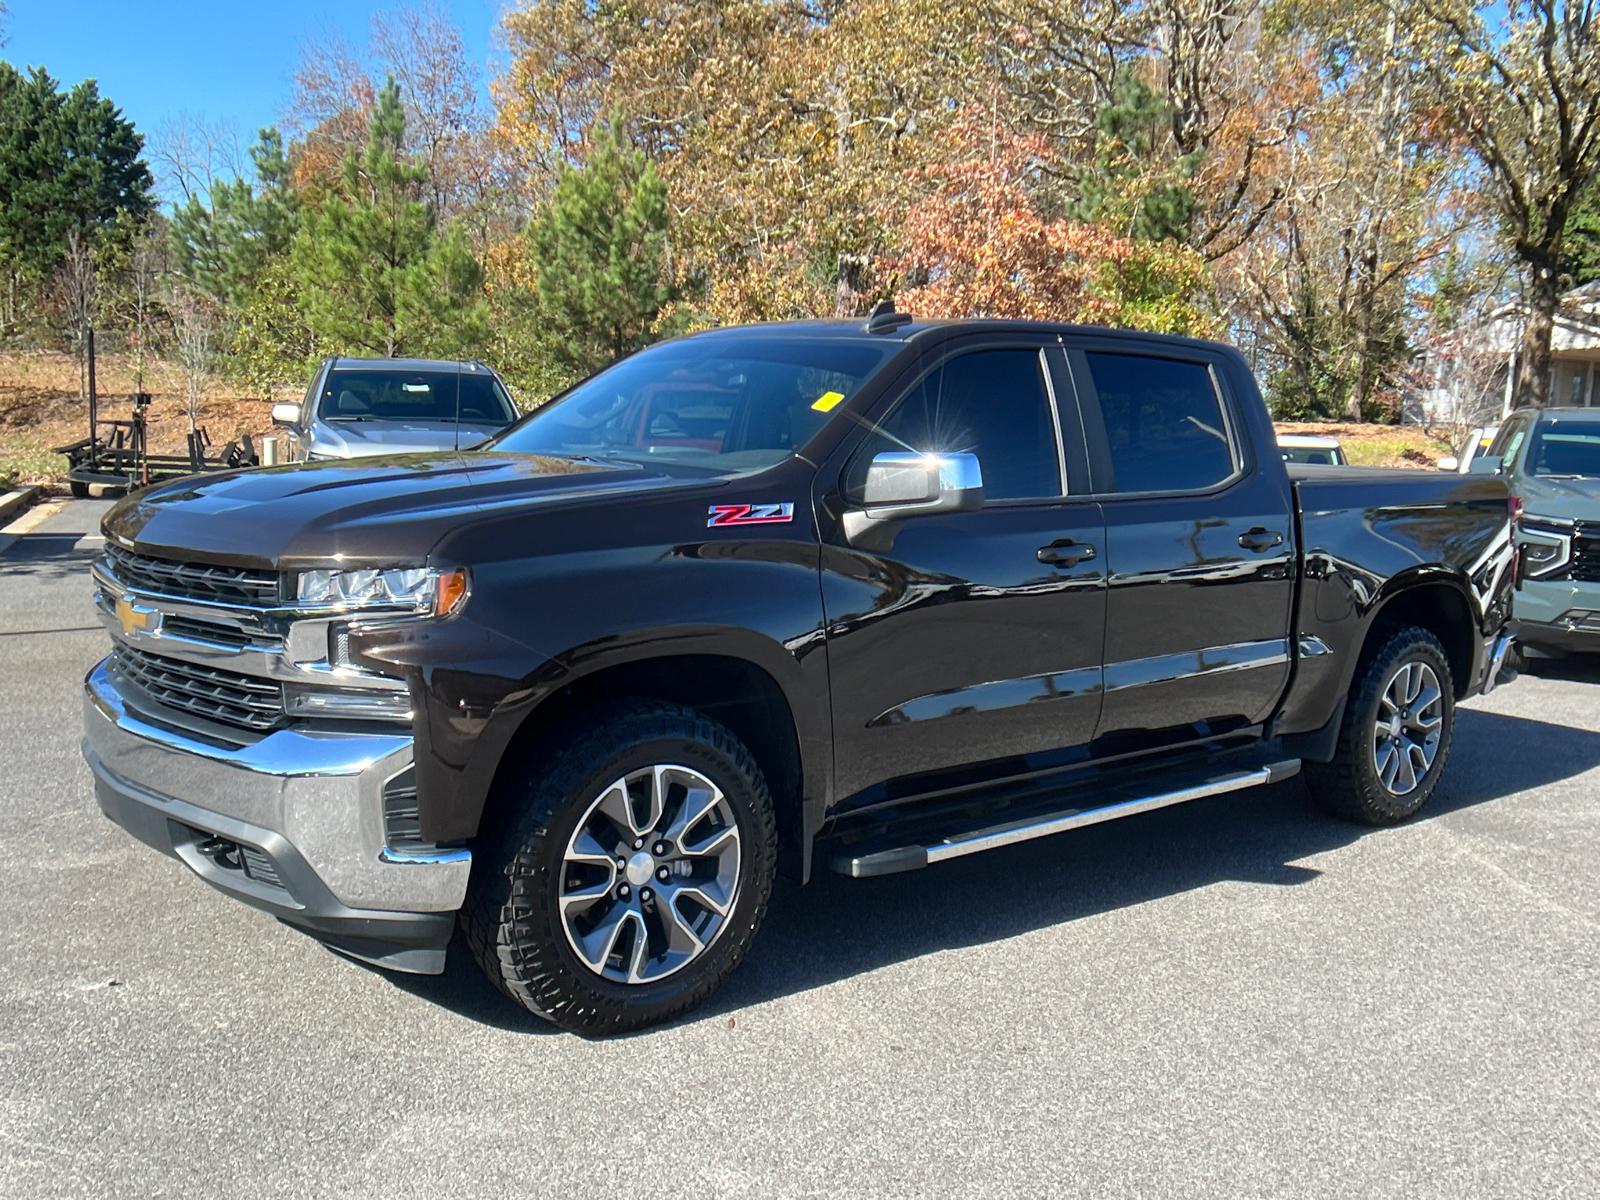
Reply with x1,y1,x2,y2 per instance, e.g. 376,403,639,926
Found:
326,416,369,423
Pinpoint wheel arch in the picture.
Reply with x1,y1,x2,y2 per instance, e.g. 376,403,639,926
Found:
479,651,814,882
1363,575,1477,698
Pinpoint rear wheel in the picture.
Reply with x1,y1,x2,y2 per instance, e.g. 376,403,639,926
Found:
462,700,776,1035
1303,626,1454,825
69,480,90,498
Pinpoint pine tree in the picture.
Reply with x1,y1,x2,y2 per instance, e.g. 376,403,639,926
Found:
1568,183,1600,289
0,64,153,276
170,128,300,308
291,77,486,358
1071,72,1202,245
528,110,672,376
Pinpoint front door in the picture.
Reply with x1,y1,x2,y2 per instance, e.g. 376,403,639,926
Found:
1063,342,1297,756
818,340,1107,807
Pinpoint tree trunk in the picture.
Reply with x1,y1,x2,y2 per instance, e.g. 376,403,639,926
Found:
1514,254,1560,409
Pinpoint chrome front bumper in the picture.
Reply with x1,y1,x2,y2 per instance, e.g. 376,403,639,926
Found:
83,660,468,973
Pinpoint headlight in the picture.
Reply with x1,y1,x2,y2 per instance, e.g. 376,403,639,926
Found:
296,566,469,615
1519,516,1574,580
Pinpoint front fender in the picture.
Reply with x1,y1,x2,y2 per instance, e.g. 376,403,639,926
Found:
353,461,830,843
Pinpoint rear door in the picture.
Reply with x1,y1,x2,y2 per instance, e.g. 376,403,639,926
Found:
1062,341,1297,756
818,337,1107,805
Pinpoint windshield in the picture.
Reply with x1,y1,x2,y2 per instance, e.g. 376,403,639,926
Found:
320,370,517,425
1527,420,1600,478
489,334,897,474
1281,444,1343,465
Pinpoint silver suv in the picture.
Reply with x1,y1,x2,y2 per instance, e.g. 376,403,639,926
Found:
271,358,519,460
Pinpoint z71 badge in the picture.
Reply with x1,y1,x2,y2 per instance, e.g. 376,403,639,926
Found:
707,502,795,528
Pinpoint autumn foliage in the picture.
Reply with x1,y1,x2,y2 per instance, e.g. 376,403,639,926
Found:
890,126,1213,335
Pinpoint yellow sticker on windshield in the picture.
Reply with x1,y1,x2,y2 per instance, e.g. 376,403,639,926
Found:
811,391,846,413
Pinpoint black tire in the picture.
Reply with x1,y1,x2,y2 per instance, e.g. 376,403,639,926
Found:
462,700,777,1036
1304,626,1455,825
69,480,90,498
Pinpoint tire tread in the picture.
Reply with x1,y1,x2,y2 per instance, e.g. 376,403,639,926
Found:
1303,625,1454,826
460,699,776,1035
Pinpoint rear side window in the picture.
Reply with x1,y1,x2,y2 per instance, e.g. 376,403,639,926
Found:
847,348,1062,502
1082,353,1235,494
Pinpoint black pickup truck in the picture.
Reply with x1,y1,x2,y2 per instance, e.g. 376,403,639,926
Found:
82,316,1517,1034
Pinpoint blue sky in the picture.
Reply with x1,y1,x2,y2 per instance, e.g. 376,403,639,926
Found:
5,1,499,198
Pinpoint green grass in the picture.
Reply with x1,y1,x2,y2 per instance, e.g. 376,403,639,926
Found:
0,437,70,486
1340,432,1455,468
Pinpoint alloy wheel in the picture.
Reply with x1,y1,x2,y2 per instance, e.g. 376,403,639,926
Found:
558,764,742,984
1371,660,1444,796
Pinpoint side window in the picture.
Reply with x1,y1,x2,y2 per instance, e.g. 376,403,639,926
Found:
847,348,1062,502
1081,352,1236,494
301,364,324,423
1489,416,1530,470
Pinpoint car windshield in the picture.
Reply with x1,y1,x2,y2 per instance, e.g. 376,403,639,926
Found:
489,334,897,474
1527,421,1600,478
319,370,517,425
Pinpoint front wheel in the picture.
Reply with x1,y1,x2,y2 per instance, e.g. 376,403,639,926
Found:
1303,626,1455,825
462,700,777,1035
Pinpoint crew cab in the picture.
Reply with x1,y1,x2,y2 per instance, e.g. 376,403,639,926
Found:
82,315,1518,1034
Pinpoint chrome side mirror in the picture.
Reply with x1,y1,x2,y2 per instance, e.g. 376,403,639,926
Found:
1436,456,1459,472
271,402,303,427
1468,455,1503,474
842,451,983,549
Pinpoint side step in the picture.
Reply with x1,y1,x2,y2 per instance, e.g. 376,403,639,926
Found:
830,758,1302,878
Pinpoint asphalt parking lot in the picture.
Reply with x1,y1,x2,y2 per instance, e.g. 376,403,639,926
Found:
2,498,1598,1199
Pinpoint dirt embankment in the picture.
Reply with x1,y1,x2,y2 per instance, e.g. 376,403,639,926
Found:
0,351,280,486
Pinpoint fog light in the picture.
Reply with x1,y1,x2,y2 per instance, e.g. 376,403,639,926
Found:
282,685,413,721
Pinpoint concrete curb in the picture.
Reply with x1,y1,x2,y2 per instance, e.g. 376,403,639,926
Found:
0,486,41,528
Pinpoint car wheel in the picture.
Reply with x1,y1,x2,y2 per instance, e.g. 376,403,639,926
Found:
462,699,777,1036
1303,626,1455,826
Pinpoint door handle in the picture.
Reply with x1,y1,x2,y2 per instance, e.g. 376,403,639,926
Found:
1238,527,1285,551
1038,540,1097,566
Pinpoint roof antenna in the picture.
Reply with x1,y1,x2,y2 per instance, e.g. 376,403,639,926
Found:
863,299,913,335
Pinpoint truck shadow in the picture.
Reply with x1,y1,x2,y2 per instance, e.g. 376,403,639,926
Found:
381,706,1600,1036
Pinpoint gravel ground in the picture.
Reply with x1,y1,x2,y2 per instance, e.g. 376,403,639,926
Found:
2,500,1597,1199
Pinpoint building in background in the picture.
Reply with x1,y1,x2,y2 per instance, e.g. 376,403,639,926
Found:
1412,282,1600,426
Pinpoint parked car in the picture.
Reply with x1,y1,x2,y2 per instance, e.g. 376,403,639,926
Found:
1277,433,1347,465
1470,407,1600,657
83,314,1517,1035
271,357,519,460
1437,424,1499,472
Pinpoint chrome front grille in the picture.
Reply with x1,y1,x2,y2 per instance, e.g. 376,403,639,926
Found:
111,643,284,732
103,543,281,608
159,613,257,650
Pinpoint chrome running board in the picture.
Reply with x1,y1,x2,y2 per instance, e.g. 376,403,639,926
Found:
830,758,1301,878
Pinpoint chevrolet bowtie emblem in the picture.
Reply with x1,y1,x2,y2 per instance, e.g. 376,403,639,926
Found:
116,596,159,637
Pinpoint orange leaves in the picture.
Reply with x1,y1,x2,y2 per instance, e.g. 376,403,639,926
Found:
886,125,1215,334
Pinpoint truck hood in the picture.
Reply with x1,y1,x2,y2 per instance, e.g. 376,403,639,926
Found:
1517,474,1600,522
103,451,710,568
311,420,501,456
